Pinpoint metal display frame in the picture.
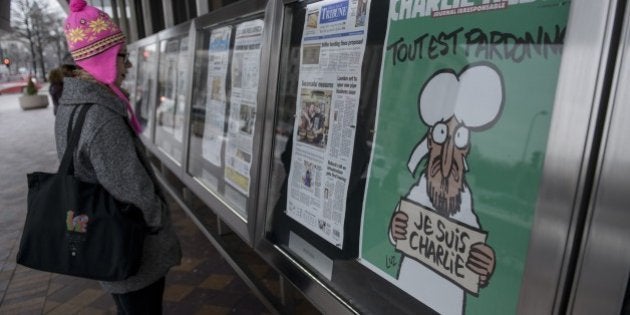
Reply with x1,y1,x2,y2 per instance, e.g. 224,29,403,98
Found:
254,1,428,313
152,0,274,246
134,34,160,145
566,3,630,314
125,0,629,313
145,21,195,178
253,0,626,314
518,1,625,313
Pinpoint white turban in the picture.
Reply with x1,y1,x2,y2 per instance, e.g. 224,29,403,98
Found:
408,63,504,173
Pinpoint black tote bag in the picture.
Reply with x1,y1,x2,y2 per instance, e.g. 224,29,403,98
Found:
17,105,146,281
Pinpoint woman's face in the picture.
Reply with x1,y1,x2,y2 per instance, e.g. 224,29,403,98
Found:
115,47,132,87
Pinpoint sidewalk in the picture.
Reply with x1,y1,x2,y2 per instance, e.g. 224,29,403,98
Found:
0,91,272,314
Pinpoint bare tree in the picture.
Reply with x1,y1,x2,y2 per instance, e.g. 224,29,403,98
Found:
10,0,58,80
46,15,68,66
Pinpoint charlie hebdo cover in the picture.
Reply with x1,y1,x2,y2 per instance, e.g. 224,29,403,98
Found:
359,1,570,314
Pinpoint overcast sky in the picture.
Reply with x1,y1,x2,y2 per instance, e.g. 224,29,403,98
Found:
43,0,66,16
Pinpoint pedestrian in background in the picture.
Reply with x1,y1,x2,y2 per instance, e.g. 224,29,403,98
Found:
55,0,181,313
48,65,76,115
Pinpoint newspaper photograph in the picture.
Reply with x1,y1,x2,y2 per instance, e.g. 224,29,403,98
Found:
286,0,371,249
224,19,265,196
201,26,232,167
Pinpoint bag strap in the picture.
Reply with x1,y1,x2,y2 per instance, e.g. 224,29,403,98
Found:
66,105,79,143
59,105,92,175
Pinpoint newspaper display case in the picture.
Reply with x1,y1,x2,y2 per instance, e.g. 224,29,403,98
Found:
134,35,160,143
565,5,630,313
253,0,626,314
180,0,274,245
256,1,430,313
151,22,195,174
125,0,630,313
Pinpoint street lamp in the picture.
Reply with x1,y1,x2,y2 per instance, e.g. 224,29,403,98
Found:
521,110,549,162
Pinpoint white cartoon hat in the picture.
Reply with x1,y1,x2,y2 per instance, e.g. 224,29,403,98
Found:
407,63,504,173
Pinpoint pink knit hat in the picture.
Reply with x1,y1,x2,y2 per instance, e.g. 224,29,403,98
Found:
64,0,141,134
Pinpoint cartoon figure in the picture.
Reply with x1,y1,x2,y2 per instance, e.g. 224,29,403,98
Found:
66,210,89,233
389,63,503,315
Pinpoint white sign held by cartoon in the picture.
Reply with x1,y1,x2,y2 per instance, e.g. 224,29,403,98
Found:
395,199,487,294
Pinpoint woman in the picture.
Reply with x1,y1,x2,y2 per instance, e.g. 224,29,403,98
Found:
56,0,181,313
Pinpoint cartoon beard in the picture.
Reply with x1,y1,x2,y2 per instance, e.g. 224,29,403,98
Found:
426,159,464,217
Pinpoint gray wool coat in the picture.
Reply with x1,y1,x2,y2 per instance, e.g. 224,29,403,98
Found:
55,77,181,294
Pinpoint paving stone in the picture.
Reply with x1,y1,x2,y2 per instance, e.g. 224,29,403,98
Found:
5,272,49,290
76,306,112,315
89,292,116,310
43,300,61,313
3,284,48,302
0,295,45,313
46,302,82,315
163,284,195,302
193,305,231,315
171,257,203,272
199,274,234,290
46,282,64,296
65,288,105,307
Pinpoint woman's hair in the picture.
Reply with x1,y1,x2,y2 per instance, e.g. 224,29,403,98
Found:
48,68,64,84
74,68,103,85
49,64,78,84
61,64,77,77
74,68,122,97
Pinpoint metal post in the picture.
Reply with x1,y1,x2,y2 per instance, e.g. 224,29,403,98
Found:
140,0,153,35
211,0,222,11
196,0,209,16
126,0,139,41
115,0,129,39
161,0,174,28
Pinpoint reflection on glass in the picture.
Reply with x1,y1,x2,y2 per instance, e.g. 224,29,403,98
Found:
135,43,158,139
120,48,138,101
224,19,265,197
187,18,265,220
265,1,380,257
101,0,114,17
155,36,189,164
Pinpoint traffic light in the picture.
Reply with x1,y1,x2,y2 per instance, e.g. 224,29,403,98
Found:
2,57,10,68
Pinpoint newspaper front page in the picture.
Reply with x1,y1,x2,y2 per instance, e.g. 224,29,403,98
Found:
201,26,232,167
286,0,371,249
224,20,265,196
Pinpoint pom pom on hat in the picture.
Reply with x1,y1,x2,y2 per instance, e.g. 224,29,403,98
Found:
70,0,87,12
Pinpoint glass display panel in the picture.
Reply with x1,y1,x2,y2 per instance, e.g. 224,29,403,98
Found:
187,17,265,219
265,0,571,314
282,0,372,250
265,0,384,262
155,36,189,164
121,47,138,102
135,43,158,139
